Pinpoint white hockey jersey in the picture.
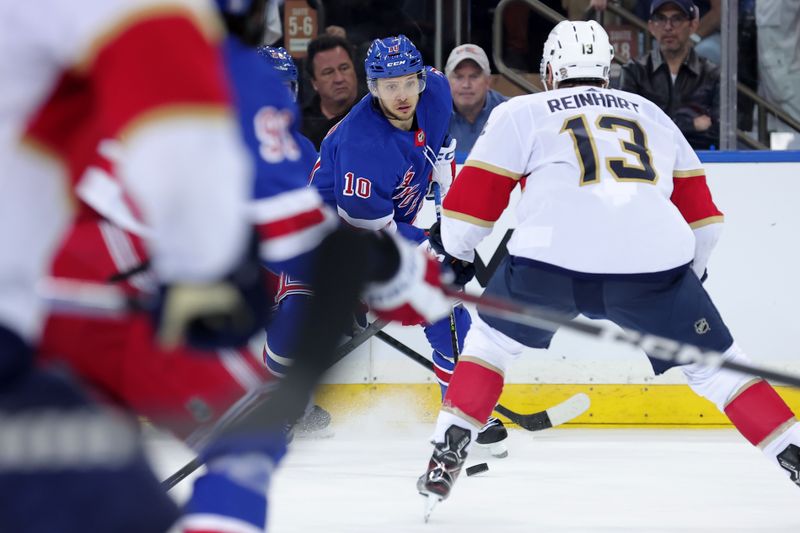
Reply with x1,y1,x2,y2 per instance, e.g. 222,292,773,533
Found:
0,0,250,341
441,86,723,275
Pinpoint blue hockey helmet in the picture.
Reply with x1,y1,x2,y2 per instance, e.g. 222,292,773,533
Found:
365,35,426,96
257,46,299,101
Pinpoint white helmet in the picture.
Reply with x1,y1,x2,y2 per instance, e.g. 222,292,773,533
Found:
539,20,614,91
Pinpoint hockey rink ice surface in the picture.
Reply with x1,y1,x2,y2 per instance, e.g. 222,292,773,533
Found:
150,413,800,533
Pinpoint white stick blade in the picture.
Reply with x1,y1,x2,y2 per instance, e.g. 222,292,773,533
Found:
545,392,591,427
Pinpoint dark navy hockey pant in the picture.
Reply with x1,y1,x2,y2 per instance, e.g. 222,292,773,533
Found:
480,256,734,375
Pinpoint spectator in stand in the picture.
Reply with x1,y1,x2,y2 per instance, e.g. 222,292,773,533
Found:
757,0,800,148
588,0,719,64
301,35,362,149
445,44,507,155
619,0,720,150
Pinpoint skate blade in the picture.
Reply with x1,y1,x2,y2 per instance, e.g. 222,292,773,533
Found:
294,427,335,439
475,440,508,459
423,494,441,523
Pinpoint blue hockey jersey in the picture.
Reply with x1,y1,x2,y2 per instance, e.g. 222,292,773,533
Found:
310,66,452,244
222,36,335,279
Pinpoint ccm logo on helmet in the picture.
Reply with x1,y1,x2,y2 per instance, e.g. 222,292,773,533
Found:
386,60,407,67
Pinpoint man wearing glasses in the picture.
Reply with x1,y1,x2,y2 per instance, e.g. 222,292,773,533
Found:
619,0,720,150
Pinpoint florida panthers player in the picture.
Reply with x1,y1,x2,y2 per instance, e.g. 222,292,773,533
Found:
417,20,800,518
0,0,269,531
308,34,508,455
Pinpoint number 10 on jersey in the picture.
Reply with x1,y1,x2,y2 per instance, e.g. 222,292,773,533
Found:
343,172,372,199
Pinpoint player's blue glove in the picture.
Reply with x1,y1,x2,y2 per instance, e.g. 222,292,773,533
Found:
427,221,475,287
154,230,270,350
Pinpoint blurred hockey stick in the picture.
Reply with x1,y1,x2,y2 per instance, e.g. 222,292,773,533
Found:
37,274,390,490
374,330,589,431
445,286,800,389
161,318,388,491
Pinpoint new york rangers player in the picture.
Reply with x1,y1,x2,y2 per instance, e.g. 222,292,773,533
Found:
417,20,800,518
309,34,508,454
255,45,319,168
253,44,336,436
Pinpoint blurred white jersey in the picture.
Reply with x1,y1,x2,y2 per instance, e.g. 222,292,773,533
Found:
0,0,249,341
441,86,723,275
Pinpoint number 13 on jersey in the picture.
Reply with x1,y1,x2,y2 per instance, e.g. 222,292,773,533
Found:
561,114,658,186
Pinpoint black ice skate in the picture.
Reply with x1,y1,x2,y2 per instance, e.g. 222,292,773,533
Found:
294,404,333,438
476,417,509,458
777,443,800,487
417,425,471,522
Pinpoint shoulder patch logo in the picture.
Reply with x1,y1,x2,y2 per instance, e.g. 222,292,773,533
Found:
694,318,710,335
415,129,426,147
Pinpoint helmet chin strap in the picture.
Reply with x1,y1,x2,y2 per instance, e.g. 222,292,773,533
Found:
544,64,556,92
545,64,610,91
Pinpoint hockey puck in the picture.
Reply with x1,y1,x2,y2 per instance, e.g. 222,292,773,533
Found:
466,463,489,476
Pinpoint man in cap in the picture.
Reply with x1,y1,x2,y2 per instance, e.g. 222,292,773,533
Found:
619,0,720,150
445,44,508,154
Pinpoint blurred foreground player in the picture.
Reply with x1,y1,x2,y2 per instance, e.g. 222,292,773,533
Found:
33,2,456,532
0,0,268,531
418,20,800,517
256,44,333,436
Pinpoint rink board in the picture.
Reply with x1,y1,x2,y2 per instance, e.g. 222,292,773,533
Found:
315,383,800,427
318,155,800,426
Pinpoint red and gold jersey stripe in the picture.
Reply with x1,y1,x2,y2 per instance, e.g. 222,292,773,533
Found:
671,170,724,228
442,160,522,228
23,7,231,186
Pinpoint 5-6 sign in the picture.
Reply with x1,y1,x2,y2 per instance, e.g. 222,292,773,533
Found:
284,0,317,59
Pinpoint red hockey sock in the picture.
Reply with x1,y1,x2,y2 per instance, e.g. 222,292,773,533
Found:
442,358,504,425
724,380,796,446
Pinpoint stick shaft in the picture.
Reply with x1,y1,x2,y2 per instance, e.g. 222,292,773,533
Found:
373,329,565,430
448,286,800,388
162,319,388,490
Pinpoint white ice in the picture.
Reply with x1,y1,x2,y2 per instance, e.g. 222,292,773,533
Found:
148,404,800,533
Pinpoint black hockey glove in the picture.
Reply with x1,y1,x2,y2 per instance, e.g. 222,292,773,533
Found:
427,221,475,287
154,230,270,350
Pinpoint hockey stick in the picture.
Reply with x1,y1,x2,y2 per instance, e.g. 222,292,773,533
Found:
374,330,590,431
161,318,389,491
431,182,461,362
444,286,800,389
